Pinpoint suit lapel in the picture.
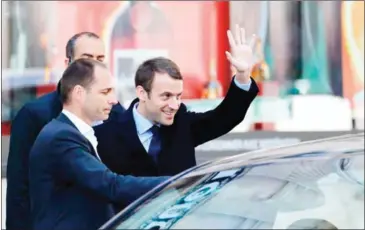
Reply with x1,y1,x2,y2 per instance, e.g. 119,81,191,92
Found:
57,113,78,130
117,100,149,156
115,99,180,168
56,113,100,160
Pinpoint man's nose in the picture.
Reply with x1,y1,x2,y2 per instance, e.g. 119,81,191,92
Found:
108,99,118,105
108,93,118,105
168,98,180,110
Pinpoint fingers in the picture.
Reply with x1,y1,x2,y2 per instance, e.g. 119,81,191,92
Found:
230,24,247,46
225,51,233,62
240,27,246,45
225,51,239,67
227,25,256,49
249,34,257,49
227,30,236,48
235,24,241,45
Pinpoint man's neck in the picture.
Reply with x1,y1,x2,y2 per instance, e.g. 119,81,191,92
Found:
63,105,92,126
136,103,155,124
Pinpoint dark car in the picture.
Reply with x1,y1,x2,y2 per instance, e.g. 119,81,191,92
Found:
101,133,364,229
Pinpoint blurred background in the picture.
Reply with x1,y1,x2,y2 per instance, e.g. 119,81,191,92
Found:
0,1,364,226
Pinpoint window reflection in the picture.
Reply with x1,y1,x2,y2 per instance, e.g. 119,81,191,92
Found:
286,218,338,229
114,154,364,229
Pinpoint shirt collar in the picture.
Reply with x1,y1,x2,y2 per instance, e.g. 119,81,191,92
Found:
62,109,94,135
132,103,155,135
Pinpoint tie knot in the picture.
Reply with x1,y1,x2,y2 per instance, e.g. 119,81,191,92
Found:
150,125,160,135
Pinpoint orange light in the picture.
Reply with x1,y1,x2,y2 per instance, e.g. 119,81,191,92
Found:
342,1,364,84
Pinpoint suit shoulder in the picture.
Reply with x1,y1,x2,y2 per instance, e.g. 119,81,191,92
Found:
30,120,61,155
23,91,59,114
111,102,126,113
31,120,84,160
94,107,129,136
37,119,65,138
46,119,79,135
175,103,188,117
18,91,60,124
26,91,58,107
107,102,126,122
94,118,120,133
38,119,84,145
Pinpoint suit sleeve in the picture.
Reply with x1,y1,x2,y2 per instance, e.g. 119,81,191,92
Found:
52,131,169,204
188,77,259,147
6,106,40,230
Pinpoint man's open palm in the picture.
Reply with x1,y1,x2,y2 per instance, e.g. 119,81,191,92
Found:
225,24,256,75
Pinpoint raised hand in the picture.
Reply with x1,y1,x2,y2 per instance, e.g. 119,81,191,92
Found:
225,24,257,84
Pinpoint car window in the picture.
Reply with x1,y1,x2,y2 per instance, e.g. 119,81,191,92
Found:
112,154,364,229
192,134,364,176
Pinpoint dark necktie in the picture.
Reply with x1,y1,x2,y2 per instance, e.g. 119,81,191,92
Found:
148,125,161,162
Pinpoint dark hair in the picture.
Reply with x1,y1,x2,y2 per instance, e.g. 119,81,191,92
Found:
65,32,100,63
60,58,106,104
135,57,182,93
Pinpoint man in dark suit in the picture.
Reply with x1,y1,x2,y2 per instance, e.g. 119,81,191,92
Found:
6,32,125,230
95,25,258,178
28,59,167,230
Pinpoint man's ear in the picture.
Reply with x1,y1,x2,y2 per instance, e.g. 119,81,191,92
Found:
64,57,72,67
72,85,85,102
64,58,69,67
136,85,148,102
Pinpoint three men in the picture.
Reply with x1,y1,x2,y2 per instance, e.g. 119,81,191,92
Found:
8,24,259,228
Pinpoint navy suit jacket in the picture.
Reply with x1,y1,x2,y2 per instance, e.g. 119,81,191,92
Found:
95,77,259,178
6,87,125,230
29,113,168,230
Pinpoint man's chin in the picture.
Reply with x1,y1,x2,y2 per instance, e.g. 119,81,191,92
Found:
160,118,174,126
99,114,109,121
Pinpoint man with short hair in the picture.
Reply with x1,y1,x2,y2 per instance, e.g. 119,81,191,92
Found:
6,31,125,230
64,32,105,65
29,58,167,230
95,25,259,191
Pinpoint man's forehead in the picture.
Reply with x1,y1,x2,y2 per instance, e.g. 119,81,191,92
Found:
94,65,111,76
74,36,105,54
153,73,183,85
92,67,115,88
152,78,183,95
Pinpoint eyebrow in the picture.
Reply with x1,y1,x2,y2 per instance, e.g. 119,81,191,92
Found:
100,87,113,92
81,53,93,57
81,53,105,58
160,92,182,96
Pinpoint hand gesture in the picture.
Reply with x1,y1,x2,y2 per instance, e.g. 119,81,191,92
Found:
225,24,256,83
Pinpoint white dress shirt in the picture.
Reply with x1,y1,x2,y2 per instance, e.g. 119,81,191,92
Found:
132,104,156,152
62,109,101,160
132,77,252,151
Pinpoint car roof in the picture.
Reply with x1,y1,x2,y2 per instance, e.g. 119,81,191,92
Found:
187,132,364,177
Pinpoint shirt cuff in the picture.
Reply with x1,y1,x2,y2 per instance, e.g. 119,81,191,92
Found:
234,77,252,91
